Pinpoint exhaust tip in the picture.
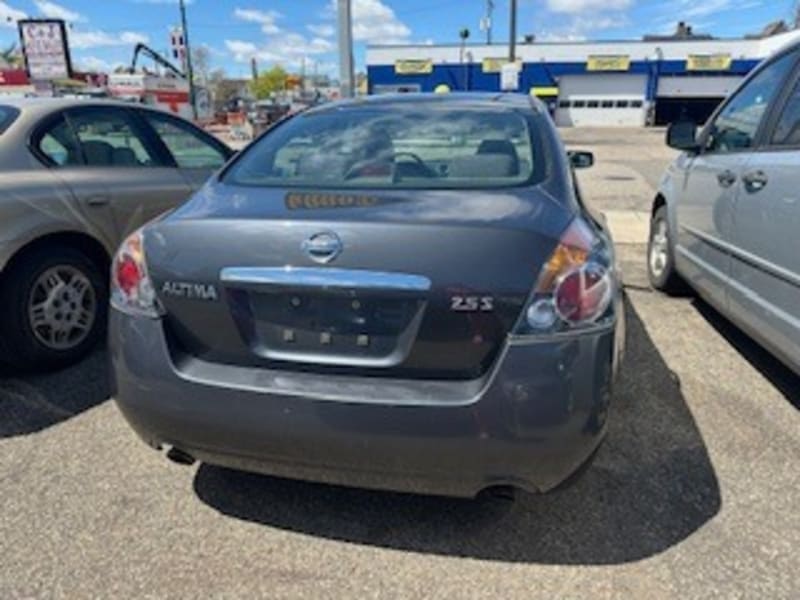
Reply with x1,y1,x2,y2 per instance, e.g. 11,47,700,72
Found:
166,446,196,466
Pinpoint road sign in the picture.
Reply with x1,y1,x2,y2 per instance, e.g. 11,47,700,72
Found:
18,19,72,81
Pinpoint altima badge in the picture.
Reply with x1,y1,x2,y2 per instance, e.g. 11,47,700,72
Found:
161,281,219,302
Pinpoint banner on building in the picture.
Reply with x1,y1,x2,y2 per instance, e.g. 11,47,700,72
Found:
587,55,631,72
395,59,433,75
482,57,523,73
687,54,732,71
18,19,72,81
530,86,559,97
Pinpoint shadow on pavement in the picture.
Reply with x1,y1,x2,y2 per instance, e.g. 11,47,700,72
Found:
0,347,110,438
194,299,721,565
693,299,800,410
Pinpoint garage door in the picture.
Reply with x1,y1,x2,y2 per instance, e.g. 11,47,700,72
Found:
555,74,647,127
657,76,743,98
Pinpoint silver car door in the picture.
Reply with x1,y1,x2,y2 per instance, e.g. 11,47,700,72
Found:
727,59,800,372
56,105,192,242
675,49,799,310
140,110,232,192
30,112,119,251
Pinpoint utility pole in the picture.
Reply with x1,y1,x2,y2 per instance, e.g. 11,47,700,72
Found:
509,0,517,62
337,0,355,98
179,0,197,119
484,0,494,45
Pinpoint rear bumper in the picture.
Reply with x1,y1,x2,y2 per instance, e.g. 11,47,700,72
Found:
111,309,623,498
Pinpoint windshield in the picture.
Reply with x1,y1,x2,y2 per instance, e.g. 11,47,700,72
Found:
224,106,542,190
0,106,19,135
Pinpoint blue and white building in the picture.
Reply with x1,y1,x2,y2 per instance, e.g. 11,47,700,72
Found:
366,28,800,126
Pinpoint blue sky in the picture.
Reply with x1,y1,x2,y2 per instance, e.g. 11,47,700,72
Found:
1,0,797,77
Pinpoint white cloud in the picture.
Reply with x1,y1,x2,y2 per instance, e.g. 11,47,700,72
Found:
69,30,150,49
325,0,412,44
307,23,335,38
674,0,761,19
76,55,112,71
225,39,258,58
233,7,281,34
226,32,334,69
538,14,629,41
0,1,26,27
546,0,633,14
34,0,83,22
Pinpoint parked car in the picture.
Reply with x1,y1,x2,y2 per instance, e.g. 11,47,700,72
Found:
0,98,234,369
111,93,625,498
649,41,800,375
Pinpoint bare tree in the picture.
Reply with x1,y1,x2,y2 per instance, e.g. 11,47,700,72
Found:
192,46,211,85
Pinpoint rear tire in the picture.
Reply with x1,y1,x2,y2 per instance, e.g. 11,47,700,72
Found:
0,245,108,371
648,205,686,294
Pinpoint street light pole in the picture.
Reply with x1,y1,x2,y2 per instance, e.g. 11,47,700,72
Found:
337,0,355,98
509,0,517,63
179,0,198,120
486,0,494,45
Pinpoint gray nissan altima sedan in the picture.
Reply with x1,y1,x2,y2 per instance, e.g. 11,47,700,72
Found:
111,93,625,498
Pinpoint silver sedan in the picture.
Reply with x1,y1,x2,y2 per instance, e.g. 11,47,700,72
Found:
0,98,233,370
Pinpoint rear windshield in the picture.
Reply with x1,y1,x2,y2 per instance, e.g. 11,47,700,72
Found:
224,106,541,190
0,106,19,135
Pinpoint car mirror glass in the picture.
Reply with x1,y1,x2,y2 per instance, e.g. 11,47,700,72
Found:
568,150,594,170
667,120,699,151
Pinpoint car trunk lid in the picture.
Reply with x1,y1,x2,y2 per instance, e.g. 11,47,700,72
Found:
145,185,572,379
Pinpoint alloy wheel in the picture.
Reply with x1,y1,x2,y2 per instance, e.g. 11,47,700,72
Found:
27,265,97,351
649,218,669,279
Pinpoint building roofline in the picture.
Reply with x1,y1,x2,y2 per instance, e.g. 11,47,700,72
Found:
367,36,774,50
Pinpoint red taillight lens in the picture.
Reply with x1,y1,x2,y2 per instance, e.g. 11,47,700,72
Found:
111,229,162,318
514,219,615,336
115,255,142,296
554,263,613,324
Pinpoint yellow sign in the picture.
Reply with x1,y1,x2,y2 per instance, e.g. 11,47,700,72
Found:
531,86,559,97
482,57,522,73
395,59,433,75
587,55,631,72
687,54,732,71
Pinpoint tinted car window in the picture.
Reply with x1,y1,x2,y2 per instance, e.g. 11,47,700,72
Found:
145,112,228,169
0,105,19,135
37,116,83,166
225,107,540,189
706,51,797,153
67,107,156,167
771,77,800,146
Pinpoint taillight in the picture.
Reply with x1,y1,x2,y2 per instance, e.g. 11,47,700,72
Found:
111,228,163,318
514,218,615,336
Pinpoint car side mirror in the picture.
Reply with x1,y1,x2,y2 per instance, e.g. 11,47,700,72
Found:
667,120,699,152
568,150,594,170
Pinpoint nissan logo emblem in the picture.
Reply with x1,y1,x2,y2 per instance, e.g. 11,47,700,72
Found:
302,231,343,264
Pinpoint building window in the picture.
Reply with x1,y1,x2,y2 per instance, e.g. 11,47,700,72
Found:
601,100,614,108
616,100,630,108
573,100,587,108
631,100,644,108
558,100,570,108
587,100,600,108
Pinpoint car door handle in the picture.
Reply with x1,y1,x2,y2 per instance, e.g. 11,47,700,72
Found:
716,170,737,188
85,194,110,207
742,170,768,193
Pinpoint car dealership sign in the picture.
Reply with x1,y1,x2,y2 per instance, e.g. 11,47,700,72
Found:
18,19,73,81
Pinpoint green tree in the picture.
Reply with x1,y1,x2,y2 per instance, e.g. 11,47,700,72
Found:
0,43,22,68
250,66,288,99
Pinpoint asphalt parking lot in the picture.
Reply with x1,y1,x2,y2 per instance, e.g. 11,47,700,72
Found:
1,128,798,599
